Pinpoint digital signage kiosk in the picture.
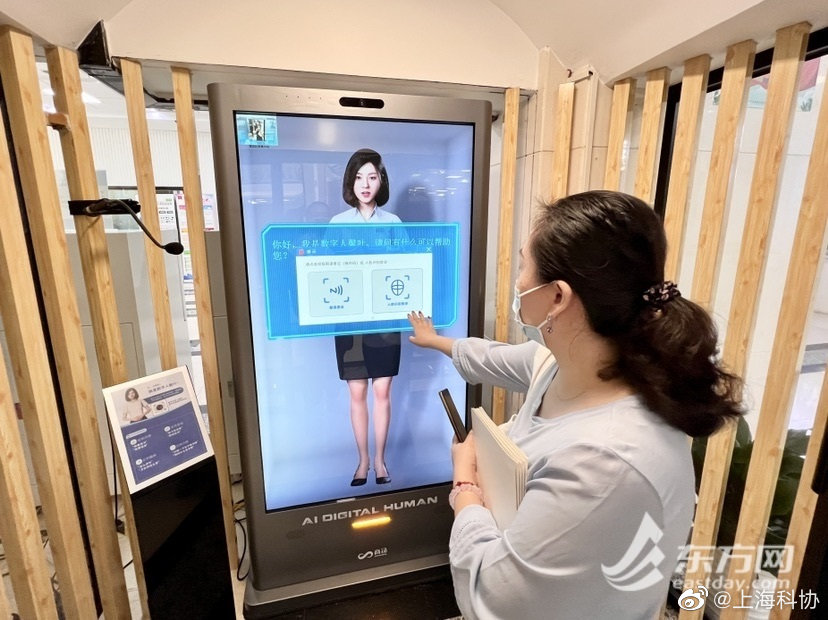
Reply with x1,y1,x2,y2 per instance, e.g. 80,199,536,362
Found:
208,84,491,614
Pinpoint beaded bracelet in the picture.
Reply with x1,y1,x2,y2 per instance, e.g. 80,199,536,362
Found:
448,481,483,510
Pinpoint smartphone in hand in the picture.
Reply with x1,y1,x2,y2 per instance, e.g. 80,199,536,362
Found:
439,388,468,442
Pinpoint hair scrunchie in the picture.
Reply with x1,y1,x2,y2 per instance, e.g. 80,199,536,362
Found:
642,281,681,309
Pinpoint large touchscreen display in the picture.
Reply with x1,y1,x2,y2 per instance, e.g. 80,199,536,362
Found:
235,113,474,511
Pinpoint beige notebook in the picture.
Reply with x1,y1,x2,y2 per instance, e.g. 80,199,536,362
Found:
471,407,528,529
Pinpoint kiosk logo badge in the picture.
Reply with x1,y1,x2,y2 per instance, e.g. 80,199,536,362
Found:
357,547,388,560
601,512,665,591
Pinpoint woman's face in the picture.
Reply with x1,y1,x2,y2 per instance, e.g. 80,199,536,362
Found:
516,234,543,293
515,234,551,324
353,162,381,208
126,389,138,401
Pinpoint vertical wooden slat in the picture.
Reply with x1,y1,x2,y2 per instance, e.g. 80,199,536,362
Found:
678,41,756,620
171,66,238,566
662,55,711,281
633,67,670,202
604,78,636,190
0,362,57,620
575,74,600,193
551,81,575,199
491,87,520,425
0,571,10,620
121,58,178,370
0,114,58,620
0,27,96,620
719,23,819,616
45,45,143,620
770,371,828,620
689,40,756,311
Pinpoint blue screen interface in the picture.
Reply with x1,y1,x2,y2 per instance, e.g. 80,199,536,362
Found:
235,112,476,511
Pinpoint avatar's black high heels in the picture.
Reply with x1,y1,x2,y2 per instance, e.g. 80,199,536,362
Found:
375,463,391,485
351,464,369,486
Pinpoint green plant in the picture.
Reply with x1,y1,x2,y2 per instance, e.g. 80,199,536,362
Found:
691,417,807,558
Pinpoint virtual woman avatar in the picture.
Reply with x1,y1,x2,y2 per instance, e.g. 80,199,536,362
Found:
330,148,402,487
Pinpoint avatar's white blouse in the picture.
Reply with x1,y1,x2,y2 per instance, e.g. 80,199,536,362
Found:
329,207,401,223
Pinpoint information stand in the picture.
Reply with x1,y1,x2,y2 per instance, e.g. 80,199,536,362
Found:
103,367,234,618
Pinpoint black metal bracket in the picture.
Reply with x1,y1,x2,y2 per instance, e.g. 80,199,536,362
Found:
68,198,141,216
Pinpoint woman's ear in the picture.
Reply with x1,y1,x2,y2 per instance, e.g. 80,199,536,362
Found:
547,280,574,319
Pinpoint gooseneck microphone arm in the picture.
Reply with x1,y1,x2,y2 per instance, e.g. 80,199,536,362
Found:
69,198,185,256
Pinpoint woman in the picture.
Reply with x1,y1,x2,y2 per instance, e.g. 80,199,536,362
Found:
121,387,150,424
408,191,742,619
331,149,401,486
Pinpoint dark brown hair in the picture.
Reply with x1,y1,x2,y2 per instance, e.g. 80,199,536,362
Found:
531,190,742,437
342,148,390,208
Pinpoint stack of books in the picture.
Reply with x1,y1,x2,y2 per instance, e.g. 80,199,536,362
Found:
470,407,528,528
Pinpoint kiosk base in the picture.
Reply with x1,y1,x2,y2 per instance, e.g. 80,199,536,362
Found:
132,457,235,619
243,555,458,619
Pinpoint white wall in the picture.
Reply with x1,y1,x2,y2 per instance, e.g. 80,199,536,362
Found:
47,114,216,197
105,0,538,89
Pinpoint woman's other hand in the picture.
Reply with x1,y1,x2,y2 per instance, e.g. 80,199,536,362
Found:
451,431,478,485
451,432,482,514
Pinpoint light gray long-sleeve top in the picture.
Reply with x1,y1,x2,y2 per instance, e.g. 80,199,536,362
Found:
449,338,695,620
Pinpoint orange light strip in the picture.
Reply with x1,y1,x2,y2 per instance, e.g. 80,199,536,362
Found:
351,515,392,529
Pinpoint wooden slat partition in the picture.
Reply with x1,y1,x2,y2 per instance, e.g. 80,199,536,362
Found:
633,67,670,202
684,24,810,620
0,120,59,619
491,87,520,425
45,45,146,619
662,55,710,281
689,40,756,311
604,78,636,190
0,27,97,620
551,81,575,199
121,58,179,370
719,23,819,617
171,66,238,566
678,42,756,620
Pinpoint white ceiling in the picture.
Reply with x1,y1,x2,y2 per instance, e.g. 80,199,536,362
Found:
0,0,132,47
4,0,828,88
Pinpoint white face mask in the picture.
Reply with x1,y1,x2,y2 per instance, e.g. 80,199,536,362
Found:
512,283,551,346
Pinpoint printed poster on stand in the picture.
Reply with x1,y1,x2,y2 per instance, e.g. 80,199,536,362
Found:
103,366,213,493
